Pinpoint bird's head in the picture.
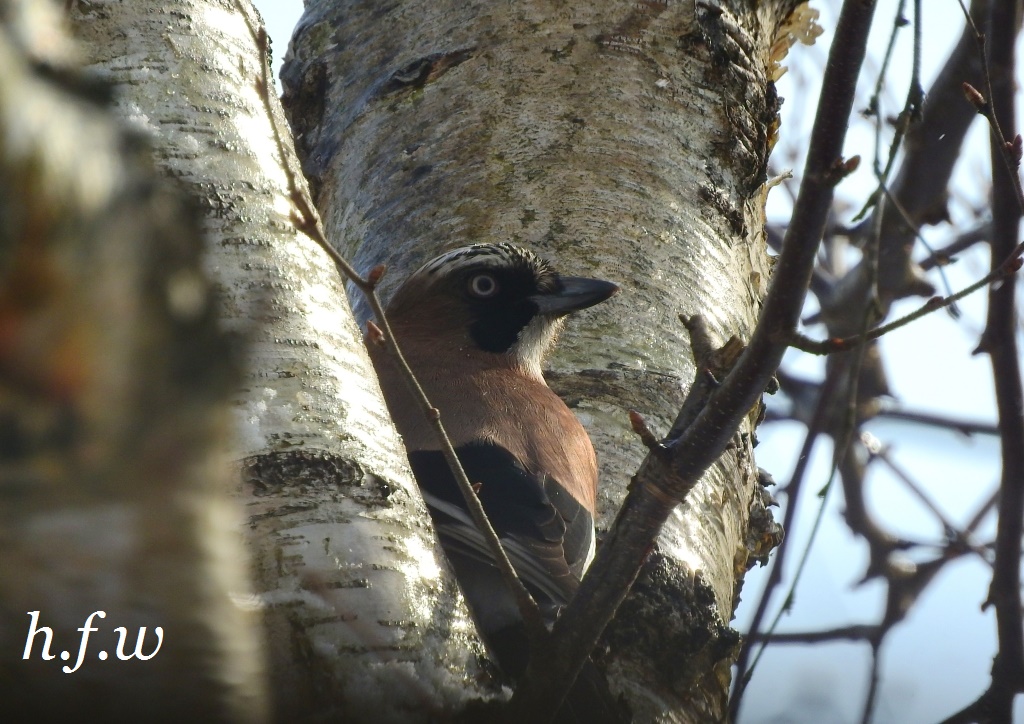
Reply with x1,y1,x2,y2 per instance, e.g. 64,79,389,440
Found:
383,243,618,378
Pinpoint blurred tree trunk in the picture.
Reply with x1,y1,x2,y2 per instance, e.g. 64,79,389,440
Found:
282,1,803,720
0,1,264,720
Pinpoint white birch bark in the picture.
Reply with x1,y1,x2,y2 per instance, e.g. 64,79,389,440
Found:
283,1,803,719
68,0,488,720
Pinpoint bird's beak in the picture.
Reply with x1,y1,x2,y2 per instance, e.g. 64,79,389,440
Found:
531,276,619,317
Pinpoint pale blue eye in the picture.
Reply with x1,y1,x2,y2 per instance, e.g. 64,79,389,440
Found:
469,273,499,298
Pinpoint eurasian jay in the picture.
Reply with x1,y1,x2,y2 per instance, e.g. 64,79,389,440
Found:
368,243,624,723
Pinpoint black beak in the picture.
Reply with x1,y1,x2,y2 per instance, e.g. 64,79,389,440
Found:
531,276,619,317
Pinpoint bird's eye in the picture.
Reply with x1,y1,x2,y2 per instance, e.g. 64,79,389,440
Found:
468,273,499,298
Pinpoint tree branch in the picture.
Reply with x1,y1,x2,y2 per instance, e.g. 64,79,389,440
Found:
730,368,843,713
941,3,1024,721
972,0,1024,718
816,0,991,334
787,251,1021,354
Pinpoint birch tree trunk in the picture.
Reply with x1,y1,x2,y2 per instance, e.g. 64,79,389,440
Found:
282,1,802,720
66,0,489,721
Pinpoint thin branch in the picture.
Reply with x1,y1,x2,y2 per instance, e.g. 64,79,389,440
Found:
853,0,922,223
963,82,1024,216
871,403,999,437
864,0,908,183
788,250,1021,354
741,341,880,717
955,0,1024,217
747,624,880,644
730,370,842,715
918,222,990,271
860,640,883,724
742,30,941,701
871,443,994,567
878,182,960,315
233,4,550,648
979,0,1024,716
943,1,1024,720
965,490,1000,534
837,415,907,579
812,0,990,334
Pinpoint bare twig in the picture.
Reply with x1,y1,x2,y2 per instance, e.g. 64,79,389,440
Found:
787,249,1021,354
627,410,669,459
939,3,1024,722
863,0,908,180
810,0,990,336
860,641,883,724
947,0,1024,720
871,442,994,566
747,624,881,644
730,369,843,713
853,0,922,223
877,183,960,314
918,222,990,271
966,490,1000,534
737,4,980,707
955,0,1024,217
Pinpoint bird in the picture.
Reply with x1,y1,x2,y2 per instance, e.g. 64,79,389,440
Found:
366,243,625,723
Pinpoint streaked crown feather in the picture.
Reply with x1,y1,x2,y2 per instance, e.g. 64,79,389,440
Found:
415,242,553,282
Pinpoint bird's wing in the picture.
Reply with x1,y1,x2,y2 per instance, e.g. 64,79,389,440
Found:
409,441,595,608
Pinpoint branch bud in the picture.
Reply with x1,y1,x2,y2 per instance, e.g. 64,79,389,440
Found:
962,82,988,113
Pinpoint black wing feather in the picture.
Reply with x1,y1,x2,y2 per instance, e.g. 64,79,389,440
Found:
409,442,594,610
